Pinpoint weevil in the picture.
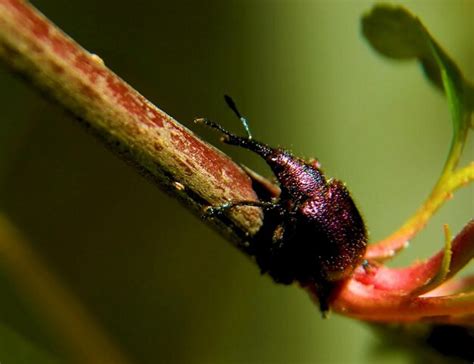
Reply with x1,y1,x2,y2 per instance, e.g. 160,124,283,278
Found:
195,96,367,313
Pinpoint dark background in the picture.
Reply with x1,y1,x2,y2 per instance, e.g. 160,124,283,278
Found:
0,0,472,363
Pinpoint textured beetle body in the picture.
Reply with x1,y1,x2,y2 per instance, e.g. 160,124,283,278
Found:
249,148,367,309
196,96,367,312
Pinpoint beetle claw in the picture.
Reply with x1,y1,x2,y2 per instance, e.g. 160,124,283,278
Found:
197,96,367,315
203,206,222,218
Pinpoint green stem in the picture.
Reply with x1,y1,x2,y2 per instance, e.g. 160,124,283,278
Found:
367,162,474,259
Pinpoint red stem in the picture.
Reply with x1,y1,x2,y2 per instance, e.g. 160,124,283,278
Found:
327,220,474,323
0,0,263,241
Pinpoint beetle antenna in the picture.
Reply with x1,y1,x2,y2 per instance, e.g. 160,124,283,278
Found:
224,95,253,140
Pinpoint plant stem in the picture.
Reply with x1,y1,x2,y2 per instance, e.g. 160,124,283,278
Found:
367,162,474,260
0,0,265,361
0,0,263,242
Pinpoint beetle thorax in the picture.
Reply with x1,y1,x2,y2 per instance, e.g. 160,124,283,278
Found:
266,150,327,199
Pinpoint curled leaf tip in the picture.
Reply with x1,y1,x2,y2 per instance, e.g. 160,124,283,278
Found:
362,4,428,59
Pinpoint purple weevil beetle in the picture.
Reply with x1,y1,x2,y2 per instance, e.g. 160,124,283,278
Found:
195,95,367,313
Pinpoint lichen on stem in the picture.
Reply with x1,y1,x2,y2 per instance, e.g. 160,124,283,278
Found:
0,0,263,243
0,0,473,362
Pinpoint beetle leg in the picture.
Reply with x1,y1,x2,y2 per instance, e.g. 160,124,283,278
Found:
315,281,333,316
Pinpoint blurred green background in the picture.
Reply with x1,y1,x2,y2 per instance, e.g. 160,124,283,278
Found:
0,0,473,363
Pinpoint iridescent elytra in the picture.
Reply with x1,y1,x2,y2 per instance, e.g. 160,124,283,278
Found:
195,96,367,313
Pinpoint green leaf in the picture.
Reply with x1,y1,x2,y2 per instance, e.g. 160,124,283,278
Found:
362,5,473,170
